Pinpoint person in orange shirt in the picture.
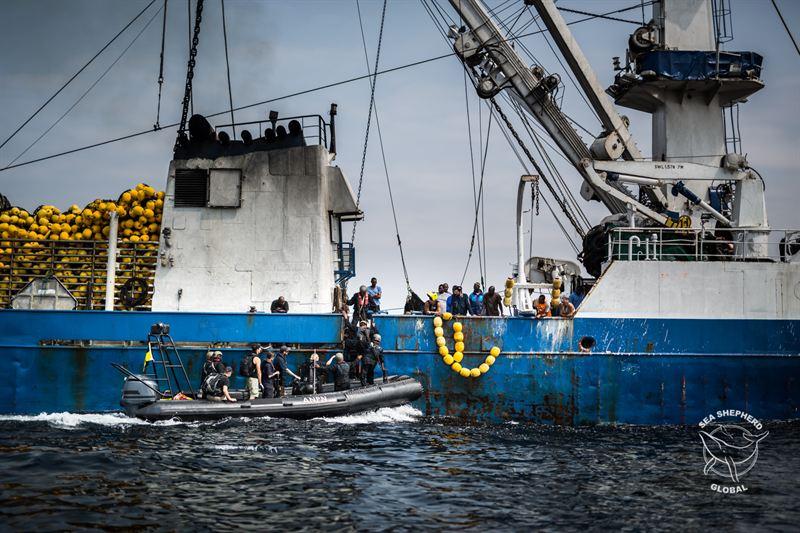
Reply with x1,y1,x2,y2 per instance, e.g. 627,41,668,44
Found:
534,295,551,319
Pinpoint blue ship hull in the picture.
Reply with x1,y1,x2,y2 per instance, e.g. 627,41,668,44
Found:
2,310,798,424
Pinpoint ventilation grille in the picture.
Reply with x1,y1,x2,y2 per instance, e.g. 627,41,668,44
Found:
174,169,208,208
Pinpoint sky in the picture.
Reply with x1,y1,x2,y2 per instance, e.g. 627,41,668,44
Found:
1,0,798,311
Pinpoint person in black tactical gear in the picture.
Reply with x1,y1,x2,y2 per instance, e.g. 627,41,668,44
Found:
273,345,301,398
239,344,263,400
362,334,386,385
326,352,350,391
261,351,279,398
203,367,236,402
296,352,324,394
200,350,225,393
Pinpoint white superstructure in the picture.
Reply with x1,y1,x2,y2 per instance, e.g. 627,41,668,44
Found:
152,144,358,313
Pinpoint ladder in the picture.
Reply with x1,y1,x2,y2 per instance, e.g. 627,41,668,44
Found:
144,326,196,398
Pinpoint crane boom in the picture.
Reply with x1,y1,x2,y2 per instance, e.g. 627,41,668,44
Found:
446,0,669,225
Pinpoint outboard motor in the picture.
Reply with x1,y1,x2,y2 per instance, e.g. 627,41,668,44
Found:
120,375,158,416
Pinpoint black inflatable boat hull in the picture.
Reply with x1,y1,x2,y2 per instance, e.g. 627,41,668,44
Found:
128,376,423,422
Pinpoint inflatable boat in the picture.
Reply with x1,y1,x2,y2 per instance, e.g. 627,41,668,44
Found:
120,374,423,422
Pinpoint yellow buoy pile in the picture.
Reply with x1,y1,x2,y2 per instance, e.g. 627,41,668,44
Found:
0,183,164,243
0,183,164,309
433,312,500,378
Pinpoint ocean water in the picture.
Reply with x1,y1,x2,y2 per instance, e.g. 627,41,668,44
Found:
0,409,797,531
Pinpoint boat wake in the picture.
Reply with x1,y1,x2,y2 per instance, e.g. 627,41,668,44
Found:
0,411,183,429
317,404,422,425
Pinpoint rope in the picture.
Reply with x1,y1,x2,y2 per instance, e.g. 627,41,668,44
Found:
351,0,388,244
155,0,168,130
461,70,484,287
220,0,236,138
0,0,159,153
355,0,411,292
771,0,800,56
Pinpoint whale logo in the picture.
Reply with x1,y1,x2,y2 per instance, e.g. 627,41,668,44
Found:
699,424,769,483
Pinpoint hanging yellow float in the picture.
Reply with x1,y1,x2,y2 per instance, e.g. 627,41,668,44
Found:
432,314,500,378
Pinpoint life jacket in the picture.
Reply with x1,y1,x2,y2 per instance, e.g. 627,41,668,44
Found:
535,301,551,317
239,353,257,378
357,292,369,309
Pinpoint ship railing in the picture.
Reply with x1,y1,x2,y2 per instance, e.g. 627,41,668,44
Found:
607,227,800,263
0,238,158,310
213,114,329,149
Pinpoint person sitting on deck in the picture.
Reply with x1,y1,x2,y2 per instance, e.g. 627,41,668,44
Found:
261,351,279,398
203,367,237,402
534,295,551,319
559,294,576,319
423,292,439,315
447,285,471,315
271,296,289,314
326,353,351,391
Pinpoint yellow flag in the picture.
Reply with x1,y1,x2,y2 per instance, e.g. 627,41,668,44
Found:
142,350,153,372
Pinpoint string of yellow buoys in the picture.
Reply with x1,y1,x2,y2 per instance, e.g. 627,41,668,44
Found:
433,312,500,379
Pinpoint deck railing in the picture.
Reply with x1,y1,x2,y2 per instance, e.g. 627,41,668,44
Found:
608,227,799,263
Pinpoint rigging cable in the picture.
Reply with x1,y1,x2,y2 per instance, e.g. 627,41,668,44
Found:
0,3,652,172
220,0,236,138
770,0,800,56
350,0,388,245
459,109,493,288
155,0,169,130
0,0,159,153
5,4,166,169
462,70,485,287
556,6,643,25
355,0,412,292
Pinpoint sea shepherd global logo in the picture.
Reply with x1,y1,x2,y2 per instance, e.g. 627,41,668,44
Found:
698,410,768,494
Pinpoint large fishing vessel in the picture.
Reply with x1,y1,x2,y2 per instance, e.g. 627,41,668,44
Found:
2,0,798,424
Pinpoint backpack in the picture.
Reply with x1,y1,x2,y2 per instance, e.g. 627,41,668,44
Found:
203,373,224,396
239,354,255,377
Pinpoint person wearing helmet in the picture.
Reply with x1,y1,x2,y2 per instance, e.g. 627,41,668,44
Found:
362,334,386,385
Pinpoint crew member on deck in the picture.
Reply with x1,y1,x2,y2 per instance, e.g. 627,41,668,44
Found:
423,292,439,315
447,285,470,315
347,286,371,324
559,294,576,319
483,286,504,316
326,353,351,391
534,295,551,319
469,282,484,315
271,296,289,314
367,277,382,313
